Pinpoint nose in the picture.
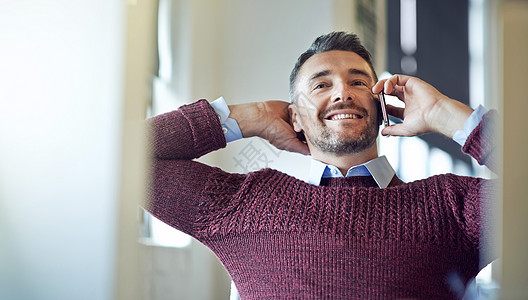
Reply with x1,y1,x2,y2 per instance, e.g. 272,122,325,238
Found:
332,82,354,103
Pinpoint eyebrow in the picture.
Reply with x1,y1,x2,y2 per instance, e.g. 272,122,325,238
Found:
348,68,372,79
309,70,331,81
308,68,373,82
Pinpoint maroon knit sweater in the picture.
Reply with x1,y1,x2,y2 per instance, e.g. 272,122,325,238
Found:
147,99,497,300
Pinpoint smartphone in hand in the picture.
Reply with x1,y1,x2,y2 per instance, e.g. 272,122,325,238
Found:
379,92,390,127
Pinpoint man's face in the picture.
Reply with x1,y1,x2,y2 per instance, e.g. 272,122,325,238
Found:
290,50,380,155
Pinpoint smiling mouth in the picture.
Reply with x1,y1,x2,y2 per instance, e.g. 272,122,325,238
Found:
327,113,364,120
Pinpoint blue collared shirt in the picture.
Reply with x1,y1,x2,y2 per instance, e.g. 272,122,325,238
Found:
307,156,395,187
210,97,487,188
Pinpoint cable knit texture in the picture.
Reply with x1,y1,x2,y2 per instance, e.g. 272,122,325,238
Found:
147,99,496,300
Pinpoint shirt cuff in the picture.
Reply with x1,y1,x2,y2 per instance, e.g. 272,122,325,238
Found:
452,105,488,146
210,97,243,143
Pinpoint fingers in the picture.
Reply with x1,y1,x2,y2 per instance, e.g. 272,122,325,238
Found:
372,75,412,107
381,123,413,137
384,74,413,94
371,79,387,94
372,74,414,94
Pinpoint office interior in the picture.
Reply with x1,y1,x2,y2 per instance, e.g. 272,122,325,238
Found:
1,0,527,299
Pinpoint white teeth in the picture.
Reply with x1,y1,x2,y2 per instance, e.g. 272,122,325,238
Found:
330,114,362,120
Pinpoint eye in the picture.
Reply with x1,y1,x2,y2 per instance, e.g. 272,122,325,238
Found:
313,82,329,90
352,80,367,86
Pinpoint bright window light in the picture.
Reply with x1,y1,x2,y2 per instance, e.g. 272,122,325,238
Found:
429,147,454,175
399,137,428,182
144,213,192,248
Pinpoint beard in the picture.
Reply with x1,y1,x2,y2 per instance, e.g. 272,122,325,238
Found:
304,103,380,155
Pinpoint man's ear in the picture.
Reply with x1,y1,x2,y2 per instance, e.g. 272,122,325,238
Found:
288,104,303,133
289,104,307,142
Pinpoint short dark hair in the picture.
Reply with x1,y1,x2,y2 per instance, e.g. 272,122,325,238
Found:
289,31,378,102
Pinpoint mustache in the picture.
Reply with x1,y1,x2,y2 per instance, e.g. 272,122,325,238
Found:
318,102,369,120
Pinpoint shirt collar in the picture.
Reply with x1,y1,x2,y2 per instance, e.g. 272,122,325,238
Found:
306,156,396,188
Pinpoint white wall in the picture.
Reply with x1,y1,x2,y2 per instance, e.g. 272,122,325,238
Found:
0,1,125,299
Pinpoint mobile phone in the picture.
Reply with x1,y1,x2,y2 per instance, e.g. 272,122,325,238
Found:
379,92,390,127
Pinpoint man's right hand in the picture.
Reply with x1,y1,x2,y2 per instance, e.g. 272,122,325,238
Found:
229,101,310,155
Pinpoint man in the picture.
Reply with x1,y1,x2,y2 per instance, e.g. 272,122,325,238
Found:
148,32,495,299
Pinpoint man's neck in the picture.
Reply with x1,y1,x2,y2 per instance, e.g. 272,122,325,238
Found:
309,145,379,176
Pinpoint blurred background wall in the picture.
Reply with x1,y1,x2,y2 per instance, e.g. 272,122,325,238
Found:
0,0,126,299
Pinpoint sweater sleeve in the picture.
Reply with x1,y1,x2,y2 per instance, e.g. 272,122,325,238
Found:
462,110,498,173
148,99,227,160
444,110,499,263
451,110,499,264
145,99,245,237
443,174,498,266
